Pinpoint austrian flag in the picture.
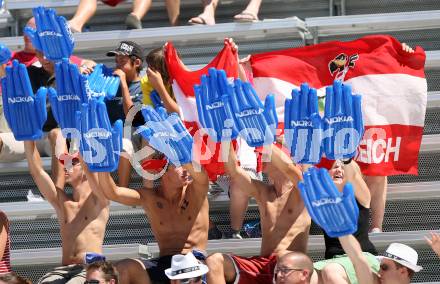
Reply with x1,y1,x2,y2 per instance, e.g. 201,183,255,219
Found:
250,35,427,175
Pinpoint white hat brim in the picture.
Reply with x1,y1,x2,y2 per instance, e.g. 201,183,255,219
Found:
376,256,423,273
165,264,209,280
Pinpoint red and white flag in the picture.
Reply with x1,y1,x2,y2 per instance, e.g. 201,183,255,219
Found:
250,35,427,175
165,40,239,180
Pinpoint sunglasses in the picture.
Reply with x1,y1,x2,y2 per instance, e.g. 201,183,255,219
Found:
84,280,100,284
180,276,202,284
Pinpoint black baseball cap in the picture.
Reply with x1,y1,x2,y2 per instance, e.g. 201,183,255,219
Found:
106,41,144,61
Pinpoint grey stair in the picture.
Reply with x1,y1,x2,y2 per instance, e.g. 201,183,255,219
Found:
11,243,147,282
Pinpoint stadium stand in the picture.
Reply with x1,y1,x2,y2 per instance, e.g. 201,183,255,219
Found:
0,0,439,282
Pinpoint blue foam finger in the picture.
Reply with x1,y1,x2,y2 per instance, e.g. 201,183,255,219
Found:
323,80,364,160
0,44,11,64
195,69,238,142
150,90,163,109
284,83,322,164
30,6,74,61
86,64,120,100
52,60,83,136
222,77,277,147
139,106,193,166
1,60,47,140
299,167,359,238
298,181,321,227
77,97,122,172
23,26,43,53
352,94,364,140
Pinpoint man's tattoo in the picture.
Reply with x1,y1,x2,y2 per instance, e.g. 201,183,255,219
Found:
157,202,163,209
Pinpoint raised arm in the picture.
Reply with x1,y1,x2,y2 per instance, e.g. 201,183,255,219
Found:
147,67,179,114
97,172,142,206
24,141,61,210
113,69,132,115
268,144,303,186
343,160,371,208
222,142,259,198
183,162,209,195
339,235,374,284
425,232,440,259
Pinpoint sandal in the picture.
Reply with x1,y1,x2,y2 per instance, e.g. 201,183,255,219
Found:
233,10,259,23
188,15,215,25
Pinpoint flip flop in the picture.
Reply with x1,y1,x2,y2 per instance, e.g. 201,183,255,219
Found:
233,11,259,23
188,15,215,25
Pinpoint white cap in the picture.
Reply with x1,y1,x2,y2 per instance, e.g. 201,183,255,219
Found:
377,243,423,272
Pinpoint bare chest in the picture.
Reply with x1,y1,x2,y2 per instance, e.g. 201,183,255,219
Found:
260,188,304,228
60,199,109,232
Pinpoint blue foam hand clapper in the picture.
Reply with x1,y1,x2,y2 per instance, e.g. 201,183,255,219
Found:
24,6,74,61
0,44,11,64
139,106,193,167
76,97,122,172
194,68,238,142
222,79,277,147
86,64,120,100
323,80,363,160
284,83,322,164
150,90,164,109
1,60,47,140
50,58,85,136
298,167,359,238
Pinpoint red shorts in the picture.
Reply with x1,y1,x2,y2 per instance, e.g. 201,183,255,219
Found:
101,0,125,6
229,254,277,284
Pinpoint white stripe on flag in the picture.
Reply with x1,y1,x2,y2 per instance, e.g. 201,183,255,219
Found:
172,80,198,123
253,74,427,126
345,74,427,126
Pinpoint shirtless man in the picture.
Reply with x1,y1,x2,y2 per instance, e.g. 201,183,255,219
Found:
24,142,109,284
206,142,311,284
97,150,209,284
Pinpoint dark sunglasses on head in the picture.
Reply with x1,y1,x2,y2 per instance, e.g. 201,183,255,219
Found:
180,276,202,284
84,280,100,284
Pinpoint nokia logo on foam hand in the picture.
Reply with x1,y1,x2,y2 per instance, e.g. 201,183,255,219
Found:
39,31,62,37
57,95,80,101
312,197,342,207
153,132,177,138
325,116,354,124
291,120,313,127
84,129,111,139
206,101,223,110
8,97,33,103
236,108,263,118
85,81,105,97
